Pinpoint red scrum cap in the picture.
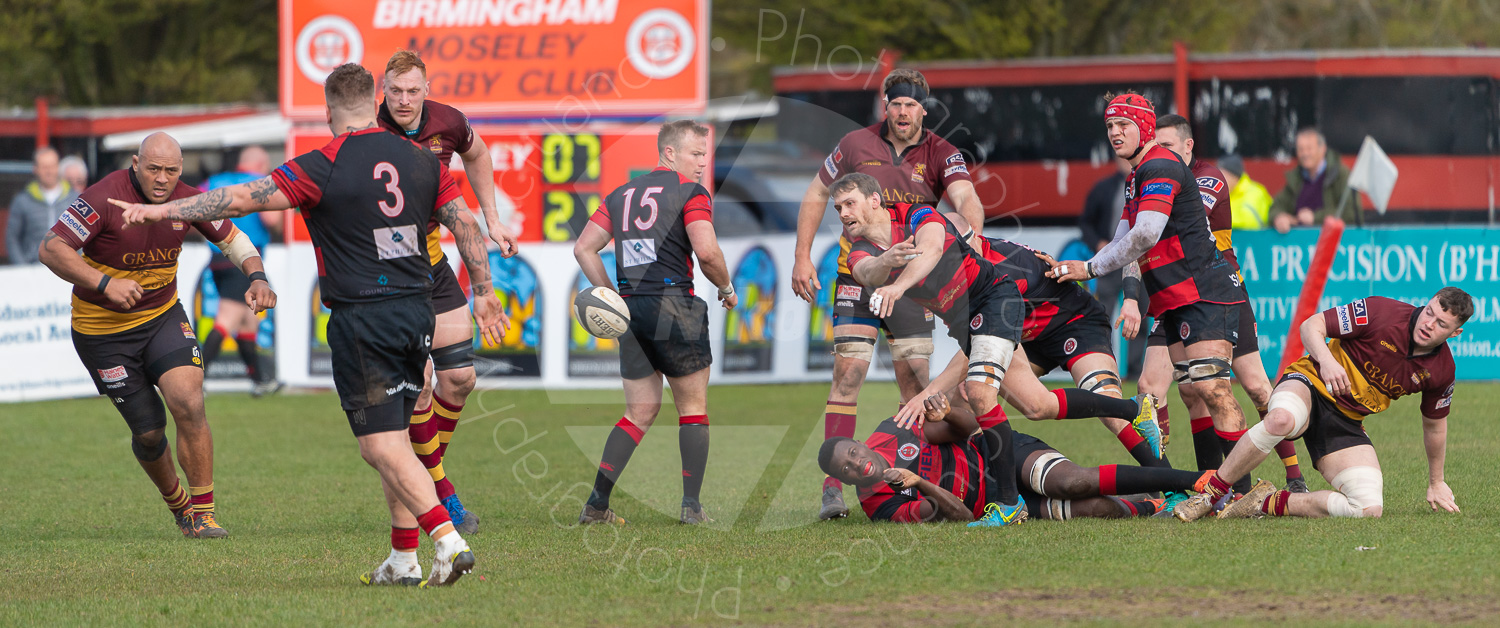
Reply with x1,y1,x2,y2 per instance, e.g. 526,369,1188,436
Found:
1104,93,1156,149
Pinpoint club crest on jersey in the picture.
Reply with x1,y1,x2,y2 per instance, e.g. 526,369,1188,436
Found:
1196,177,1225,194
837,285,862,301
911,163,927,182
1352,299,1369,325
1063,338,1078,354
171,221,185,230
180,322,195,339
1179,322,1191,339
429,136,443,153
970,314,983,330
68,198,99,224
897,443,920,461
98,366,127,383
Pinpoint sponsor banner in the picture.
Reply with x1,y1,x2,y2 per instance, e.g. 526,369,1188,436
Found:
475,251,543,377
192,264,277,380
280,0,706,119
0,265,94,402
805,244,841,370
1231,227,1500,379
723,246,776,373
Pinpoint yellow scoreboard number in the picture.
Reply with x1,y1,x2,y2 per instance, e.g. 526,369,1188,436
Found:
541,133,602,241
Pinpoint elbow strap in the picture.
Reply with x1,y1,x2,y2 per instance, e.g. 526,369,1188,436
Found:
216,230,260,268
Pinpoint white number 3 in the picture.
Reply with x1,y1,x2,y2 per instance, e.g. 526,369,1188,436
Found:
374,162,404,217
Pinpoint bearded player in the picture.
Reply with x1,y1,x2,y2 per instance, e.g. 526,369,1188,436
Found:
819,391,1210,523
1175,289,1468,521
791,69,988,520
40,133,272,539
378,50,521,534
1119,114,1308,499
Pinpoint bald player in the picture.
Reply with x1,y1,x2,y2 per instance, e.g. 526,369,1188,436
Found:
200,146,284,396
39,133,276,539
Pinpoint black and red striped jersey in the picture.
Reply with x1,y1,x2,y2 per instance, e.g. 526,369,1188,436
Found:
271,128,462,307
846,203,1002,325
857,418,987,522
588,167,712,296
1124,145,1246,317
975,236,1099,342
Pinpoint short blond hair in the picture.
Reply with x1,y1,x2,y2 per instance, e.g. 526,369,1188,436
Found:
658,120,710,154
882,69,929,95
385,50,426,78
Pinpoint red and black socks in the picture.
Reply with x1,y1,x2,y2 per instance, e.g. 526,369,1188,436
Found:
235,331,261,382
1214,428,1253,494
678,415,709,506
1191,416,1222,471
589,417,644,510
1096,464,1204,495
1052,388,1140,420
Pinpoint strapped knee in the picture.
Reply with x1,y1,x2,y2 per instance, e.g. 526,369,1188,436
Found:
1327,466,1383,517
888,337,934,362
833,335,876,362
1172,361,1191,385
112,388,168,437
1186,357,1232,384
431,339,475,371
1042,498,1071,521
131,432,168,462
1027,452,1068,494
1078,369,1122,396
966,336,1017,390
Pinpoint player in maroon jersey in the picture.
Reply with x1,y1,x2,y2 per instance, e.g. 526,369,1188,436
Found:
1117,114,1308,500
790,69,989,520
1175,289,1468,521
818,392,1210,523
379,50,521,534
113,64,504,586
573,120,736,526
39,132,272,539
1050,93,1249,479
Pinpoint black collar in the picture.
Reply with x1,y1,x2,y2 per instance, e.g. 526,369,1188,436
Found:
879,122,926,166
378,101,427,137
126,167,149,202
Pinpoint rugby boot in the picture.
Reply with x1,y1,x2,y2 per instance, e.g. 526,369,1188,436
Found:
190,511,228,538
360,555,422,586
680,500,713,525
443,494,479,535
967,500,1027,527
1130,393,1163,460
579,503,627,525
819,485,849,520
1156,491,1192,518
421,537,474,588
1218,479,1277,520
172,508,194,537
1173,493,1216,522
1286,477,1310,494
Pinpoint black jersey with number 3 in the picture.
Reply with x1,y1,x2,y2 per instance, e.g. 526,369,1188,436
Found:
588,167,712,296
271,127,462,307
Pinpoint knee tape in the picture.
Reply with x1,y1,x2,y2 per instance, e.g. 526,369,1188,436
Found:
1043,498,1072,521
1187,357,1232,383
1268,392,1311,435
888,337,934,362
1028,452,1068,494
966,336,1017,390
1172,361,1191,385
431,339,475,371
1328,466,1383,517
113,388,168,436
1079,369,1122,396
833,335,876,362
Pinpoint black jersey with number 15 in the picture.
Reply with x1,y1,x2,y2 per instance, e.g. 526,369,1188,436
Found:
588,167,713,297
271,128,463,307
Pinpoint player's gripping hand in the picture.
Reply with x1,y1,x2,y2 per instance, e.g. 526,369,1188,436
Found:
488,222,519,258
922,391,951,424
107,199,167,227
470,289,511,347
883,467,920,490
893,392,930,430
1046,259,1091,284
104,276,144,309
869,285,906,319
245,280,277,314
879,237,920,268
1320,360,1353,397
1116,299,1142,340
791,255,820,303
1427,481,1460,513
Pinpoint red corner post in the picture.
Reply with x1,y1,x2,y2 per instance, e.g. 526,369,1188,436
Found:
1173,41,1189,118
1279,217,1346,372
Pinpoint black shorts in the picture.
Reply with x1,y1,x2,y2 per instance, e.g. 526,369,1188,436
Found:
1024,298,1114,374
430,260,470,315
946,280,1026,356
1280,372,1373,467
1150,300,1259,358
210,254,252,305
619,294,712,380
73,302,202,397
327,294,434,432
1150,301,1240,349
831,273,934,340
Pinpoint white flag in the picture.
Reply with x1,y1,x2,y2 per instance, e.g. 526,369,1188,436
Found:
1347,135,1399,215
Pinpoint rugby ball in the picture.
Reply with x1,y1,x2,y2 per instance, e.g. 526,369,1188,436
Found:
574,286,630,339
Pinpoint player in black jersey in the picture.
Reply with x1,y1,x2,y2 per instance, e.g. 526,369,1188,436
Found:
115,64,504,588
573,120,736,526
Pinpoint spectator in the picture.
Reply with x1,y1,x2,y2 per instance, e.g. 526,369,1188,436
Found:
59,155,89,191
7,146,77,265
1218,154,1272,231
1270,128,1357,233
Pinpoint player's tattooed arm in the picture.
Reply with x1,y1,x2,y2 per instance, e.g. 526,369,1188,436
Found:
435,198,493,290
111,176,290,224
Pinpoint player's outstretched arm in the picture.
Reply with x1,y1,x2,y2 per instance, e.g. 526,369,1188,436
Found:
895,352,968,429
791,175,831,302
869,223,943,318
1422,415,1459,513
1049,216,1164,283
573,221,613,289
460,137,517,257
687,221,737,309
435,198,509,346
110,177,290,225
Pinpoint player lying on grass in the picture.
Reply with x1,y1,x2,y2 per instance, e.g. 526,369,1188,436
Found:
819,391,1212,522
1175,289,1469,521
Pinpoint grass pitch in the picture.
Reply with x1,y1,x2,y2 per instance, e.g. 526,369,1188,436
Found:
3,381,1499,626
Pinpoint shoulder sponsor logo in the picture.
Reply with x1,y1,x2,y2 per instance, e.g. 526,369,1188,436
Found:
69,198,99,224
98,366,127,383
823,154,838,178
1437,396,1452,409
1200,191,1218,209
274,163,299,183
1336,305,1353,334
897,443,920,461
836,284,862,301
211,220,224,230
946,152,965,165
1352,299,1369,326
832,147,843,164
1141,181,1175,197
181,322,196,339
943,164,968,177
1196,176,1225,194
59,212,90,240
